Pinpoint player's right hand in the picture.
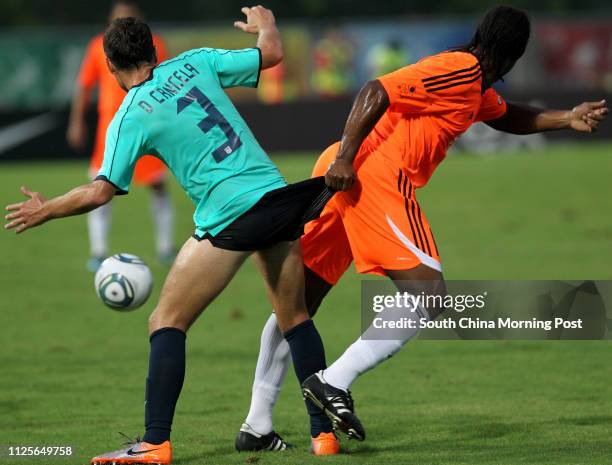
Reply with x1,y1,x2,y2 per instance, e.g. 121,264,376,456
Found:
325,158,356,191
67,120,88,150
234,6,276,34
5,186,48,234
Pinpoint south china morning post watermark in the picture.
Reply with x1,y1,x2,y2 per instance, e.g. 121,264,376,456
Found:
369,291,583,331
361,280,612,340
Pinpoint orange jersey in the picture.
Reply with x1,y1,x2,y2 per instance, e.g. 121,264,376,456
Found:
78,33,168,119
302,52,509,281
77,33,169,184
364,51,507,187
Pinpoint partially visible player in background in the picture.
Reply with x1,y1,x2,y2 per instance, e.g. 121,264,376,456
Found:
67,0,175,270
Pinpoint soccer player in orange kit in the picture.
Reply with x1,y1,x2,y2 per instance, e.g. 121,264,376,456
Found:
236,5,609,453
67,0,175,270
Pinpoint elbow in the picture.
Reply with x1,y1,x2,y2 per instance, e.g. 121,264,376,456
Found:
271,47,284,67
92,191,113,208
359,79,390,113
358,80,378,96
363,80,388,102
91,181,115,207
261,45,283,70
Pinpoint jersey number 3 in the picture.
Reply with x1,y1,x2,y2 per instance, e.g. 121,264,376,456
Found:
176,86,242,162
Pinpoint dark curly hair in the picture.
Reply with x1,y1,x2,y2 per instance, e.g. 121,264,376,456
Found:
103,17,156,70
461,5,530,81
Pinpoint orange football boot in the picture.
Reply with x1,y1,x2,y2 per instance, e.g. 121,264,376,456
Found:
90,440,171,464
311,432,340,455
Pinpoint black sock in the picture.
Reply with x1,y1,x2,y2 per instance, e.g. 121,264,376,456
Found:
284,319,333,437
142,327,186,445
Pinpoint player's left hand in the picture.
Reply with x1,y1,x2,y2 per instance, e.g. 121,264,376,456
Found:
4,186,48,234
326,158,356,191
569,100,608,133
234,6,276,34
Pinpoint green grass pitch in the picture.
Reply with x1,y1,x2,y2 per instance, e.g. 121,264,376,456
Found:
1,144,612,464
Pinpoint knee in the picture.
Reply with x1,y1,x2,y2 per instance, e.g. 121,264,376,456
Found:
148,308,163,333
148,305,187,334
275,308,309,333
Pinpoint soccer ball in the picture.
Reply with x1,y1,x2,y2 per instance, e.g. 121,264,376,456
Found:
94,253,153,310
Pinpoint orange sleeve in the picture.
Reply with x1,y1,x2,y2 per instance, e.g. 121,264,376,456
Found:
78,37,101,89
475,88,507,122
153,35,169,62
377,65,431,114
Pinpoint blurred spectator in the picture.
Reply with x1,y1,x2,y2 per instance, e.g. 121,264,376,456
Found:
538,22,612,89
365,39,410,78
311,30,355,98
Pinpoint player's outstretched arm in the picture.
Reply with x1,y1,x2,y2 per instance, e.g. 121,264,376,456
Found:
4,180,115,234
234,6,283,69
325,80,390,191
486,100,608,135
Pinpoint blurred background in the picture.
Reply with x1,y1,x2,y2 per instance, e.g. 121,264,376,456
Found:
1,0,611,158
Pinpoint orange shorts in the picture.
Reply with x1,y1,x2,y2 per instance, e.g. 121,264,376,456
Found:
301,142,442,285
90,112,167,185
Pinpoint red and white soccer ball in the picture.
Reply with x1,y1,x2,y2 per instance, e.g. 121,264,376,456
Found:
94,253,153,311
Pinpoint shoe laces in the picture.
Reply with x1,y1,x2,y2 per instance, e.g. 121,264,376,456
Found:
272,431,291,448
345,390,355,411
118,432,142,446
325,389,355,413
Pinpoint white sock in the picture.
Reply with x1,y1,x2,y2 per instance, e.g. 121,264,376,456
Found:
87,202,111,258
244,312,291,435
323,301,428,391
150,188,175,256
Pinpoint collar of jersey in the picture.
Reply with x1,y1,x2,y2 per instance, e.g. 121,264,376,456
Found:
130,66,157,90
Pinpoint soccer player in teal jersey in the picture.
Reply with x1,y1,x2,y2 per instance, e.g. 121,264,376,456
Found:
4,7,349,464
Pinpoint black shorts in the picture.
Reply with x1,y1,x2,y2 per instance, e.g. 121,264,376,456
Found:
194,176,334,251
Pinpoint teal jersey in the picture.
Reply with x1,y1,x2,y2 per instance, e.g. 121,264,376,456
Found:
97,47,286,236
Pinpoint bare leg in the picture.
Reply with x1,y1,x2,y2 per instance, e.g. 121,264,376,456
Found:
253,241,333,437
385,264,446,318
149,238,248,334
253,241,309,331
304,266,334,317
142,238,249,444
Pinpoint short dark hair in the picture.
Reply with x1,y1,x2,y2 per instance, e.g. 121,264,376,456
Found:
103,17,155,70
463,6,530,78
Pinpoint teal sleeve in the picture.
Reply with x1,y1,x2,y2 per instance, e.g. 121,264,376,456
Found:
96,111,146,194
195,48,262,89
